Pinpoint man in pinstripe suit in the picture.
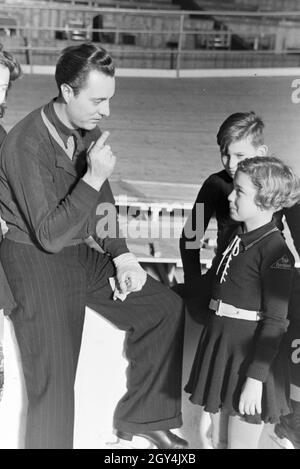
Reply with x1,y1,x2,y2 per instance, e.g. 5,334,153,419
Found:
0,43,188,449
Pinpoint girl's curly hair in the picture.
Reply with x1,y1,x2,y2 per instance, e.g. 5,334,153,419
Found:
236,156,300,211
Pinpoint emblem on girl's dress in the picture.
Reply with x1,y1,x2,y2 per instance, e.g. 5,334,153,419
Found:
271,255,292,270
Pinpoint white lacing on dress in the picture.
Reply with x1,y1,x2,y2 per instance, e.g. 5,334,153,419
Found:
216,235,241,284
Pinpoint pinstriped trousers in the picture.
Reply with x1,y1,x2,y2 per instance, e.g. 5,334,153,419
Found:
0,239,185,449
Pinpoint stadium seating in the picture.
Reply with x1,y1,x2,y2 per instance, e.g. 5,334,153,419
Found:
192,0,300,10
235,0,300,10
51,0,180,9
1,0,300,69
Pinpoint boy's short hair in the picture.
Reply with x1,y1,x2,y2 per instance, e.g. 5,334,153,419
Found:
55,42,115,96
236,156,300,211
0,44,22,86
217,111,264,154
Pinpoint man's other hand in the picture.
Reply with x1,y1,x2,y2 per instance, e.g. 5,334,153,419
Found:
113,253,147,295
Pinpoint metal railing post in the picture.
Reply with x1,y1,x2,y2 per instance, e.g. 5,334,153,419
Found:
176,13,184,79
275,19,287,53
28,26,33,74
24,23,33,74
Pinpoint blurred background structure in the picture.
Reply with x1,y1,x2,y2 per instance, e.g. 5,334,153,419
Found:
1,0,300,72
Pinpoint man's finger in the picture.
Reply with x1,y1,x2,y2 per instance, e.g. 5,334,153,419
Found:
94,131,110,149
118,275,127,294
125,276,132,290
250,403,256,415
244,403,251,415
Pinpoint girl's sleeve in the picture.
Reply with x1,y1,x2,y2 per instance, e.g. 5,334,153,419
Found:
246,242,295,382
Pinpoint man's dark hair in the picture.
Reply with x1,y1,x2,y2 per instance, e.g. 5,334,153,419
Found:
0,44,22,86
216,111,265,154
55,42,115,96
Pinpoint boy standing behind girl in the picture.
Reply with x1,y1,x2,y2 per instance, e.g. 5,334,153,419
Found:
180,112,300,449
180,112,300,305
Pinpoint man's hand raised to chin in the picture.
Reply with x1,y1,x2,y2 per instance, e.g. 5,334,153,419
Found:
82,131,116,191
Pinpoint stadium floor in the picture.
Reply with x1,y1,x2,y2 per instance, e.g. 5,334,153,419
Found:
4,73,300,185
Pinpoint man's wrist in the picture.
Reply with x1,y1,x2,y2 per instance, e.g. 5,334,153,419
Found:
82,173,105,191
113,252,138,268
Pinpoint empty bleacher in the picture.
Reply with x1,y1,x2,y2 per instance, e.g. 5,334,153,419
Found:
191,0,300,10
113,0,180,9
1,0,300,69
0,0,215,67
190,0,258,11
181,0,300,55
49,0,180,9
235,0,300,10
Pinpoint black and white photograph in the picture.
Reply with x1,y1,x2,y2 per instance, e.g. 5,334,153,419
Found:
0,0,299,451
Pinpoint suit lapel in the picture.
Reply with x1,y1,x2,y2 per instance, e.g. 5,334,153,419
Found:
41,107,78,177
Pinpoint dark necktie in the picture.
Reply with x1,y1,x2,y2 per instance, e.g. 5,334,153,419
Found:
71,129,85,161
70,130,87,176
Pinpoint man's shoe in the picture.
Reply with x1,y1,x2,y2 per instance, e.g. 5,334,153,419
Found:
116,429,189,449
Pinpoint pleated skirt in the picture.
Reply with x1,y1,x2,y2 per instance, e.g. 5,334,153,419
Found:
185,313,291,424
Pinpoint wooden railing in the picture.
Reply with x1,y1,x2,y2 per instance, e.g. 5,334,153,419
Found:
1,4,300,74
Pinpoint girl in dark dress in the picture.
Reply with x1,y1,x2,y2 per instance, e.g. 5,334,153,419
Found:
185,156,300,449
